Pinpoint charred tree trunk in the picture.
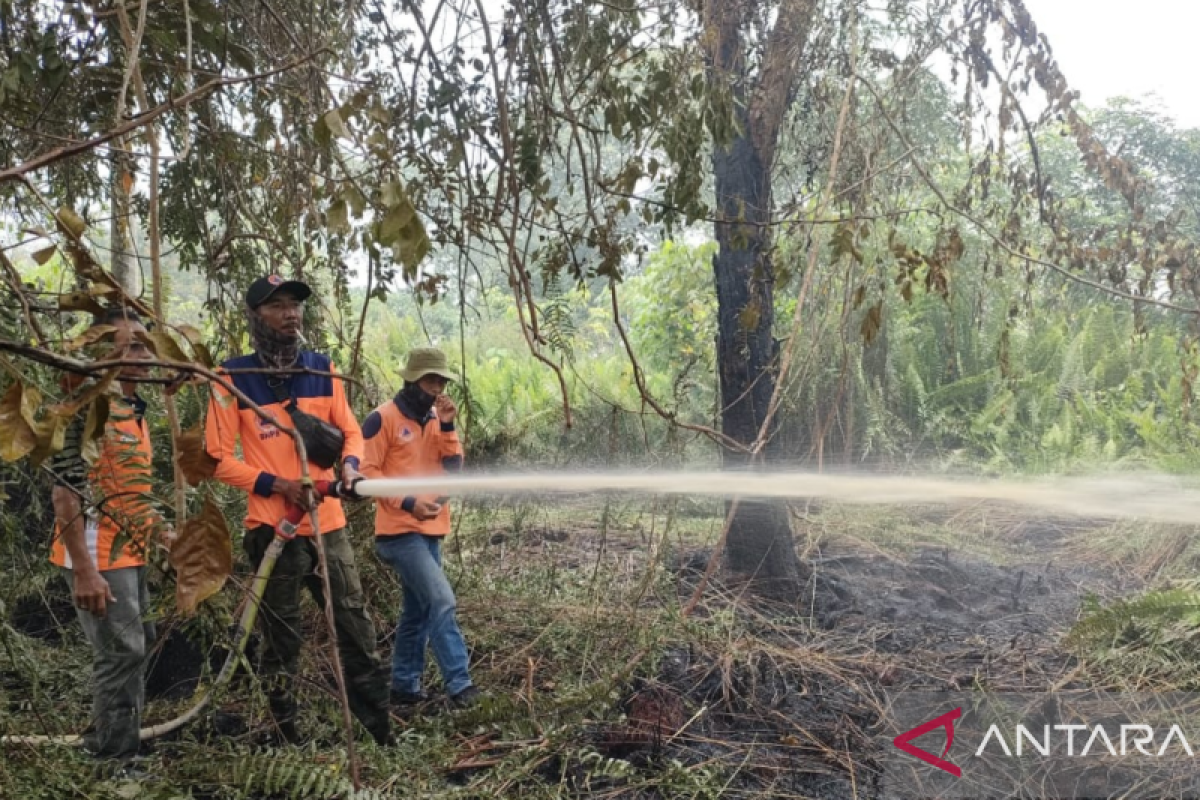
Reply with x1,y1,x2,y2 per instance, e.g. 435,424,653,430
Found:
706,0,817,594
711,120,801,590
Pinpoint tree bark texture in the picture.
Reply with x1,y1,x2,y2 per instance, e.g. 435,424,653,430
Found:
705,0,818,593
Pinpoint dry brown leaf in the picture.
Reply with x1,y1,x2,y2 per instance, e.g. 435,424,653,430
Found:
81,396,110,465
31,245,57,265
56,206,86,239
171,494,232,615
176,424,217,486
176,325,215,368
65,324,117,352
28,407,71,467
0,382,39,462
137,330,191,363
58,290,106,316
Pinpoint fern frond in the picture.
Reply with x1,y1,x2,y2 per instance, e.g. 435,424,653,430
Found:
1068,588,1200,650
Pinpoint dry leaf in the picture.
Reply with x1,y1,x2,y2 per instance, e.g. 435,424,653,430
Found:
58,291,106,316
176,424,217,486
171,494,232,615
56,206,86,239
81,396,110,464
0,382,39,462
31,245,58,265
28,408,71,467
176,325,215,368
65,324,117,352
136,330,191,363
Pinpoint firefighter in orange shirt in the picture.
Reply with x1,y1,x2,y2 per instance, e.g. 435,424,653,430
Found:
204,275,390,746
49,307,168,772
362,347,478,710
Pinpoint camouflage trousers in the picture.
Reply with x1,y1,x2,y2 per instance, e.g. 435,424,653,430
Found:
61,566,154,763
243,526,391,744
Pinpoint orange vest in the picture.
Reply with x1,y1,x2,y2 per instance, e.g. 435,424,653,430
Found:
204,352,363,535
361,398,464,537
51,400,158,571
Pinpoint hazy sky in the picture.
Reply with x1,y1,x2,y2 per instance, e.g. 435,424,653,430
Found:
1022,0,1198,128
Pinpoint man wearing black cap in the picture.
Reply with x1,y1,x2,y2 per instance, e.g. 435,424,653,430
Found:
204,275,391,746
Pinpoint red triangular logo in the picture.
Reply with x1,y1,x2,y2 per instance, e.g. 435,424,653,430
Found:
893,707,962,777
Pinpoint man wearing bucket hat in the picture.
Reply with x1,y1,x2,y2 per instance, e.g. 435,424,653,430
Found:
361,347,479,710
204,275,392,746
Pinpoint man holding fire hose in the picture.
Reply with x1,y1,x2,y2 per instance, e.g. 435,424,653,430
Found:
204,275,391,746
361,347,480,711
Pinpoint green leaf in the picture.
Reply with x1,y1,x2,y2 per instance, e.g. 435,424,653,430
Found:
378,202,414,243
375,179,431,274
380,180,404,207
393,232,432,277
313,115,331,149
345,185,367,218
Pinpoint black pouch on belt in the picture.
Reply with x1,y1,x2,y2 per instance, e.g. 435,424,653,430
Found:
266,376,345,470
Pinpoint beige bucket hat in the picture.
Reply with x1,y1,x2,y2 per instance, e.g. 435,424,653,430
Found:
401,347,459,383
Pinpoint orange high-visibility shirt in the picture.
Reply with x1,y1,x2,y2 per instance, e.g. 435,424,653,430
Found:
361,396,464,537
204,352,363,535
50,396,162,571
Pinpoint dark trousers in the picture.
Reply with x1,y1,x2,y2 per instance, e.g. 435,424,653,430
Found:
243,526,390,742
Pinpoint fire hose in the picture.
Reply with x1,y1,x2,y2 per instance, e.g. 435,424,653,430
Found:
1,478,358,747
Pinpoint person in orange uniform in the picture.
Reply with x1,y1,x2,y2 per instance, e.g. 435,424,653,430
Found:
49,307,168,771
204,275,390,746
362,347,479,710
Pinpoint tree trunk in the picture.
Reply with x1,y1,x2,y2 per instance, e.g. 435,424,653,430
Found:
706,0,816,594
711,122,801,591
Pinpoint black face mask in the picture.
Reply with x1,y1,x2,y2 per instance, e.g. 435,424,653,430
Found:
400,381,436,418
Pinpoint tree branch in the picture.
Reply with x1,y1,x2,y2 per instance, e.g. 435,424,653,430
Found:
748,0,819,169
857,75,1200,317
0,50,330,183
607,281,750,454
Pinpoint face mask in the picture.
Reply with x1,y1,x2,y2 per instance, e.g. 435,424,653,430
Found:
400,381,437,417
247,306,300,369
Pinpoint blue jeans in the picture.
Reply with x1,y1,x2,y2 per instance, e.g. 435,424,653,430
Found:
374,534,472,696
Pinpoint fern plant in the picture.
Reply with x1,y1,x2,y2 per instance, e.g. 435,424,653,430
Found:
1068,585,1200,685
225,750,382,800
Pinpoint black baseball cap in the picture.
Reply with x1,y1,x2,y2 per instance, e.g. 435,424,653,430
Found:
245,274,312,309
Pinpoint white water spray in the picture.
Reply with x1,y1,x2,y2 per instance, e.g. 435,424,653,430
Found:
355,470,1200,525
